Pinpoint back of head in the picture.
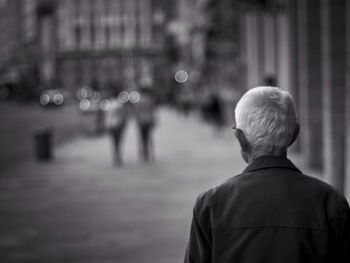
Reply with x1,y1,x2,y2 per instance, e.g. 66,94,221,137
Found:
235,86,297,157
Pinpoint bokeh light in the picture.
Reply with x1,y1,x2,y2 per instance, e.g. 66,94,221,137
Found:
39,94,50,105
76,87,90,100
100,99,111,111
175,70,189,83
53,94,64,105
118,91,129,104
79,99,91,111
129,91,141,104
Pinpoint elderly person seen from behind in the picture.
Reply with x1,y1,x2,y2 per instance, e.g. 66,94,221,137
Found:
234,86,298,162
184,86,350,263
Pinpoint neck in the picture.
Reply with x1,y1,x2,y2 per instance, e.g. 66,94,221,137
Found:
247,150,287,164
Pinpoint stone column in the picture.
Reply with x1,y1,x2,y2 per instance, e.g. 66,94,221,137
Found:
276,11,290,92
245,12,265,89
321,0,347,192
238,14,248,91
288,0,300,152
257,14,265,84
346,0,350,199
263,13,276,80
296,0,323,170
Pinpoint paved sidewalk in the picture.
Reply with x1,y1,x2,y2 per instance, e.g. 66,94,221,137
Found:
0,102,81,172
0,108,320,263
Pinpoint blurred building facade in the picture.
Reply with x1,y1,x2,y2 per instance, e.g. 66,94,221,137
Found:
0,0,175,98
187,0,242,93
55,0,173,97
202,0,240,92
189,0,288,95
0,0,37,99
1,0,350,197
0,0,21,78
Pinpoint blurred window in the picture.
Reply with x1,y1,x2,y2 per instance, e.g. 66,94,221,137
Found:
123,0,137,48
109,0,122,48
22,0,37,42
138,0,152,48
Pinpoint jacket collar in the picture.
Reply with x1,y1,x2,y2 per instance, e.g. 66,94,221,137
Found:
243,155,302,174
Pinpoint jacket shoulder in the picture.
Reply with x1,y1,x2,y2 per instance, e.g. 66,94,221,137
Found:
195,172,349,215
300,174,349,207
194,174,243,213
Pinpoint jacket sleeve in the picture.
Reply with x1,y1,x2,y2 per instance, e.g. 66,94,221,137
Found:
328,195,350,263
184,198,212,263
338,207,350,263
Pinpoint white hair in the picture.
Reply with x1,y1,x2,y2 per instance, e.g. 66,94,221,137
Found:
235,86,297,156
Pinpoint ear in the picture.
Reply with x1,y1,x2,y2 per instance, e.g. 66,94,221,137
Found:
288,123,300,147
234,128,250,152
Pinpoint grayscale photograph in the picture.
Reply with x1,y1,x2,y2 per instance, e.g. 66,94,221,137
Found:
0,0,349,262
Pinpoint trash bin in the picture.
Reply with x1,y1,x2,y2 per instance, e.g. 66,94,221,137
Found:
34,128,53,161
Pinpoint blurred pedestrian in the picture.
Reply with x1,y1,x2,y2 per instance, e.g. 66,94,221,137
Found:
185,86,350,263
202,93,225,131
135,88,157,163
264,74,277,86
105,93,128,166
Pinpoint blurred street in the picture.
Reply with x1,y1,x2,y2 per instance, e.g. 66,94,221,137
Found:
0,106,321,263
0,107,245,263
0,102,81,172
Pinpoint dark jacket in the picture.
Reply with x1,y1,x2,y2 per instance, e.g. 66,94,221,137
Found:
184,156,350,263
